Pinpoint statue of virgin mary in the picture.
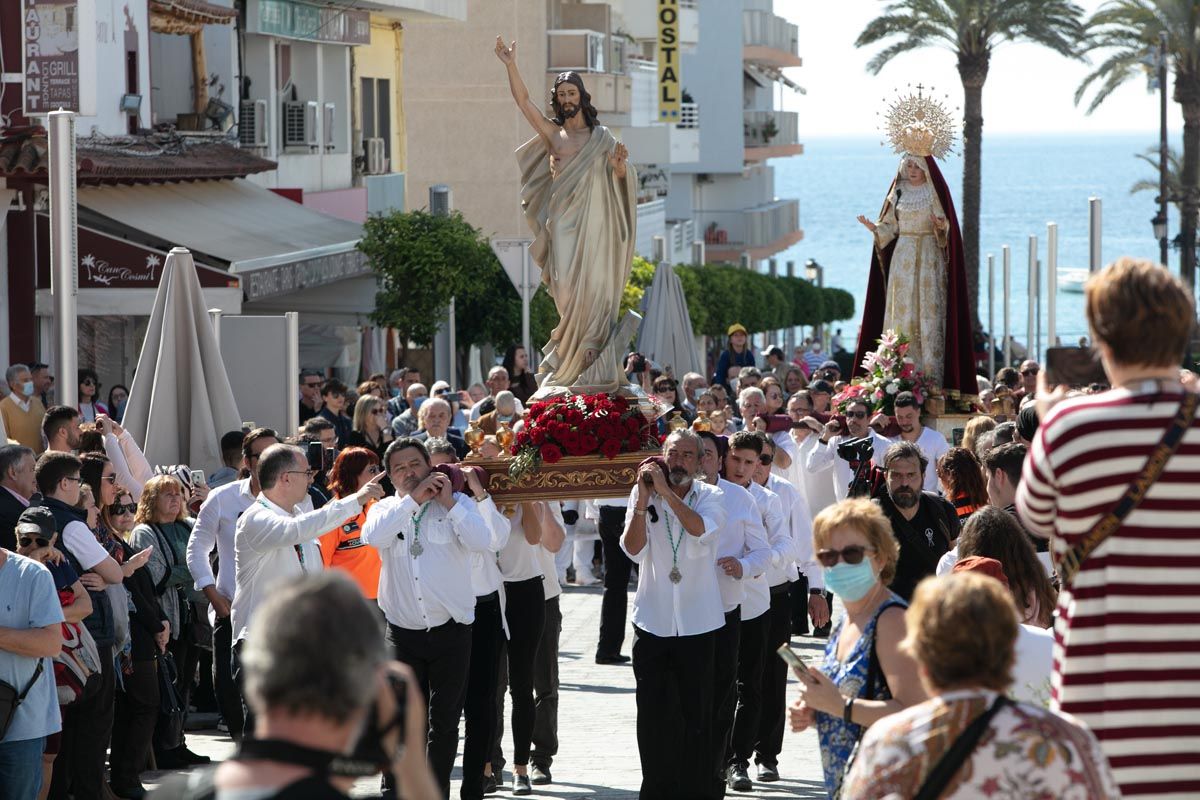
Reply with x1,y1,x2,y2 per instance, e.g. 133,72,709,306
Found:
852,90,976,401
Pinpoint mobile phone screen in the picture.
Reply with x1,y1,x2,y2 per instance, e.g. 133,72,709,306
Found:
776,644,806,670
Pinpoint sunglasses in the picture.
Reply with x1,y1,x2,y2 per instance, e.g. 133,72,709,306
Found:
845,410,868,420
109,502,137,515
816,545,876,568
17,536,50,549
1021,368,1040,376
81,378,96,386
759,454,774,465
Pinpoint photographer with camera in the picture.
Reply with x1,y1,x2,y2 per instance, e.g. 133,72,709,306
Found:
802,398,892,501
157,572,440,800
874,442,957,602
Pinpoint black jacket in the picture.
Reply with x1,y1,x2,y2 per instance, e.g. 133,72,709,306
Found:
875,491,959,601
0,486,28,551
121,538,168,661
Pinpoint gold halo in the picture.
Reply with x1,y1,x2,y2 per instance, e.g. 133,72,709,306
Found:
883,84,958,160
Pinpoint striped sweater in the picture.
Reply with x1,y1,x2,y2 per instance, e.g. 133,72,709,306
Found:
1016,382,1200,799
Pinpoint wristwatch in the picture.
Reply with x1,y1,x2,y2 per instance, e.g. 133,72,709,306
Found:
473,492,490,503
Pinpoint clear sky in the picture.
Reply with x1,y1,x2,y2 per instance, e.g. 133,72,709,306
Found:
779,0,1184,137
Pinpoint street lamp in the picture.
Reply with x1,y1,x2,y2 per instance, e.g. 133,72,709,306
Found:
805,259,824,348
1153,212,1168,242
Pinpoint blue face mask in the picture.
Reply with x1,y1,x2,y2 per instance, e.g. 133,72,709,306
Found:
823,560,878,602
19,381,34,397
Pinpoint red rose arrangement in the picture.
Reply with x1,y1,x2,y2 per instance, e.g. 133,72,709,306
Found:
508,392,661,480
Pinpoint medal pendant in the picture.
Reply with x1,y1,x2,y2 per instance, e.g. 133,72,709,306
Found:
669,566,682,584
410,541,424,557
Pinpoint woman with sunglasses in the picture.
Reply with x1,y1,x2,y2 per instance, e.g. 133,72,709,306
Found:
788,498,925,799
77,368,108,423
97,484,168,800
346,394,394,463
128,475,210,770
317,447,384,602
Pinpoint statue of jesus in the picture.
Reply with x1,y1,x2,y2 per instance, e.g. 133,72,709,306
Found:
496,36,637,395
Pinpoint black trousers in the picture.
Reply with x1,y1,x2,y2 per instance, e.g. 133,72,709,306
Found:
212,614,245,741
632,626,716,800
790,574,810,635
529,596,562,771
156,631,198,754
461,595,503,800
230,638,256,739
709,610,741,798
597,506,633,659
389,620,473,799
501,577,546,767
109,658,158,789
50,643,114,800
755,584,793,768
728,611,769,767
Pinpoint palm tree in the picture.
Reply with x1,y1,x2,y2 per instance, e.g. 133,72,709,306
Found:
1076,1,1200,287
1130,145,1182,212
857,1,1085,323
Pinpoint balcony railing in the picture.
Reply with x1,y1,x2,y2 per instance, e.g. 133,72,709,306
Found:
699,199,800,250
743,10,799,59
679,102,699,130
744,110,797,148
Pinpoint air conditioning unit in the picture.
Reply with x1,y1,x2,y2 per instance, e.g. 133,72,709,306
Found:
238,99,268,148
282,100,319,148
365,137,388,175
323,102,336,151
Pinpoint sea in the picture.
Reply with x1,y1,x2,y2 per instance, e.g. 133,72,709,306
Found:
773,132,1171,356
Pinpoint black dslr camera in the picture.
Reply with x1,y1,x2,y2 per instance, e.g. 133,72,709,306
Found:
836,436,875,463
836,436,878,499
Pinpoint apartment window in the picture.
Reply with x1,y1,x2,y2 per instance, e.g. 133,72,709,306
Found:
360,77,391,161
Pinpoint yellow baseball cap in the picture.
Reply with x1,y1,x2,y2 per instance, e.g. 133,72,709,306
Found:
727,323,748,336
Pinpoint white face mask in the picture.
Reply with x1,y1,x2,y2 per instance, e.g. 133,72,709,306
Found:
19,381,34,397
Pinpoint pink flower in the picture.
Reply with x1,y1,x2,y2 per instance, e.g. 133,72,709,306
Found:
861,352,878,372
879,330,899,349
900,363,915,379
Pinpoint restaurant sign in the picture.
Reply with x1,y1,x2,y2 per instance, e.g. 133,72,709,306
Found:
240,248,371,301
22,0,96,115
247,0,371,45
36,215,240,290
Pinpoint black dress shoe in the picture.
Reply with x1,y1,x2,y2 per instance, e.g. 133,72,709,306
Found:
757,763,780,782
530,764,552,784
482,772,498,795
174,745,212,765
110,783,148,800
594,653,631,664
512,773,532,796
727,765,752,792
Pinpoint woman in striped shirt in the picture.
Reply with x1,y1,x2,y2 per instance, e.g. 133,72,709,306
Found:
1016,257,1200,799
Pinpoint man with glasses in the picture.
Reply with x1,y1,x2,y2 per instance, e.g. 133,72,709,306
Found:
362,437,494,796
1016,359,1040,402
621,429,727,798
0,445,37,550
186,427,278,741
298,369,324,425
803,398,892,501
230,443,385,731
874,441,957,601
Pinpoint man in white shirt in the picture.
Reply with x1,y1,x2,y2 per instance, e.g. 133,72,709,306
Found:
362,437,493,796
697,431,771,799
621,429,727,799
186,427,278,742
803,397,892,501
888,391,950,493
230,443,384,733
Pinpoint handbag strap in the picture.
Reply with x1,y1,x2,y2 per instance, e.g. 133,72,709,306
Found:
912,694,1010,800
9,660,44,703
1059,392,1198,585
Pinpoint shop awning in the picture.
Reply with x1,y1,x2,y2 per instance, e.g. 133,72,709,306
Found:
76,179,371,301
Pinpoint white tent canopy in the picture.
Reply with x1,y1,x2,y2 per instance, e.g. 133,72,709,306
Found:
636,263,703,378
122,248,242,474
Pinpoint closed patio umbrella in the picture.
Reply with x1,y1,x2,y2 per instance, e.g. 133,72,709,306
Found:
635,262,702,378
122,247,241,473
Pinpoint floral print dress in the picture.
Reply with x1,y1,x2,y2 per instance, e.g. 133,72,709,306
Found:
842,689,1121,799
816,595,907,798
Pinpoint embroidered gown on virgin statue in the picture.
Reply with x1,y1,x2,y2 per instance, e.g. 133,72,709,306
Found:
853,155,976,400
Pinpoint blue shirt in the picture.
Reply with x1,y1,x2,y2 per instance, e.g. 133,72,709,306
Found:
0,552,63,743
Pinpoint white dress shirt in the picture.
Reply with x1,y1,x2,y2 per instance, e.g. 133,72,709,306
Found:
804,429,892,502
767,472,820,590
187,478,254,603
620,480,727,638
770,430,797,479
469,497,510,598
231,494,355,642
7,392,30,412
498,504,547,583
712,479,771,616
363,492,492,631
791,433,839,516
538,542,562,601
891,426,951,493
741,482,787,621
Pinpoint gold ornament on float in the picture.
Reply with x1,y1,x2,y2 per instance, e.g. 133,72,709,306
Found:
879,83,958,160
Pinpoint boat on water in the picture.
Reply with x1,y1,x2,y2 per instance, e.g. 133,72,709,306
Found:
1058,269,1090,293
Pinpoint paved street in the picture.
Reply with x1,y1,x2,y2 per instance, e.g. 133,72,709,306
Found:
145,583,829,798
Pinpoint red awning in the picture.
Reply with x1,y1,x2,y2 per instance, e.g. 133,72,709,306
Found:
0,127,276,185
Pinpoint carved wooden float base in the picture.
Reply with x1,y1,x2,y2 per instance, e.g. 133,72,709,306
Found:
466,450,658,502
